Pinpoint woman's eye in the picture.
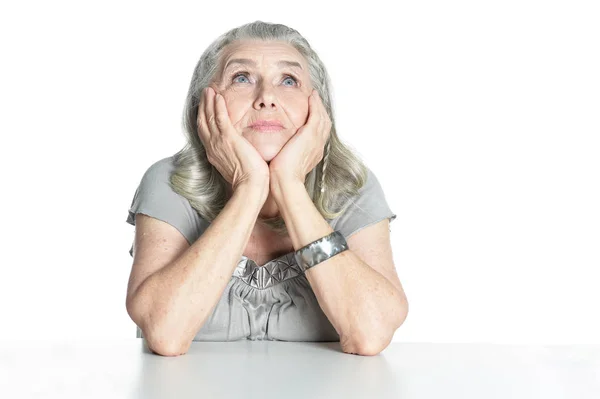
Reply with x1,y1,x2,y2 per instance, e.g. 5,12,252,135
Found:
232,72,250,83
231,72,298,87
282,75,299,86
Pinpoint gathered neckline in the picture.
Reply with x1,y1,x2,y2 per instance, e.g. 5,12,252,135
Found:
240,251,297,268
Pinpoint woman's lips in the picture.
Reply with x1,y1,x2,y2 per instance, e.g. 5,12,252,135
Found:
249,125,284,132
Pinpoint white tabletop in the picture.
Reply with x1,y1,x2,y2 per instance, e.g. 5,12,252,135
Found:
0,339,598,398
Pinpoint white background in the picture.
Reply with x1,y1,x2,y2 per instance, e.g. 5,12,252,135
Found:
0,0,598,345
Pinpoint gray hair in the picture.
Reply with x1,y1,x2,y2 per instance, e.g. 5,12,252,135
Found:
171,20,368,237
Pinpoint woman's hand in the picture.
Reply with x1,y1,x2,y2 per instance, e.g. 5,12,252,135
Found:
197,86,270,193
268,89,332,184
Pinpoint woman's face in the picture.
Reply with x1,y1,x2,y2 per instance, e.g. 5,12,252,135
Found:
210,40,313,162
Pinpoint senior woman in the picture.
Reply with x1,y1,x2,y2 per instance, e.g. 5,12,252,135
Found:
125,21,408,357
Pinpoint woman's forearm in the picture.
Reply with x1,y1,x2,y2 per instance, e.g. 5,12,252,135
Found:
271,177,406,355
135,182,267,355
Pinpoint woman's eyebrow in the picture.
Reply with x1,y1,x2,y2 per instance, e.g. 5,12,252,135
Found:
224,58,303,71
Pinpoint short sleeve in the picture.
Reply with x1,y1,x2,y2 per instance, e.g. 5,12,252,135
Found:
331,168,397,239
125,156,205,257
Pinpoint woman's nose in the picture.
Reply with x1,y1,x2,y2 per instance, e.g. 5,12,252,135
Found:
253,85,278,109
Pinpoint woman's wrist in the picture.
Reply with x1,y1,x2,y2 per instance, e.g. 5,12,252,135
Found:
234,177,270,203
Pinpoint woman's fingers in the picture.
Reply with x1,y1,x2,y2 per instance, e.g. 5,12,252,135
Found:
206,87,220,137
214,91,230,133
197,87,210,143
313,90,331,141
309,91,321,134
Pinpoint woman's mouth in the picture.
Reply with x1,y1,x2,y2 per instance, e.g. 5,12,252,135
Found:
249,120,284,131
250,125,284,132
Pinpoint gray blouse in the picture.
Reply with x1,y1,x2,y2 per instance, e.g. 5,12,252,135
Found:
126,155,396,342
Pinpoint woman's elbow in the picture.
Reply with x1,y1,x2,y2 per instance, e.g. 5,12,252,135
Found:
145,334,191,357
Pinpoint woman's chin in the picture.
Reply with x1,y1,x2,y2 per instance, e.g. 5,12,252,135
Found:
255,148,281,163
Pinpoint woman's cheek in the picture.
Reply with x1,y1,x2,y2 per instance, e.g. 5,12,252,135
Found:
223,99,245,127
286,98,310,127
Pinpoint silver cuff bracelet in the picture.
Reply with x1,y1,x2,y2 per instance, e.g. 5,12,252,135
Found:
294,231,349,272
